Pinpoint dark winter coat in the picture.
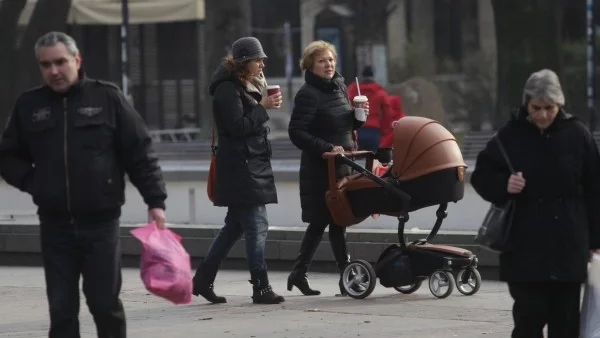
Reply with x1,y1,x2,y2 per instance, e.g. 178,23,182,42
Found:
471,108,600,282
288,70,364,224
0,77,166,226
209,63,277,207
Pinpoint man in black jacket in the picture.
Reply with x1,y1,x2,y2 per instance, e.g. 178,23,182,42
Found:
0,31,167,338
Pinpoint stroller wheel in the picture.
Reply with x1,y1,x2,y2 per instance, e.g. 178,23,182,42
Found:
393,280,423,294
341,260,377,299
456,268,482,296
428,270,455,299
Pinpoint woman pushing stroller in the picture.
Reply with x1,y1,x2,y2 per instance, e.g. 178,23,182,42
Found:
286,40,369,296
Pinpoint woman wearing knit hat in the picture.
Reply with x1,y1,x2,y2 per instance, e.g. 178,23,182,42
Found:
471,69,600,337
192,36,284,305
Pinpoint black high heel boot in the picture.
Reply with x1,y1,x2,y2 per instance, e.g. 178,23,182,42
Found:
192,261,227,304
287,233,322,296
329,225,350,296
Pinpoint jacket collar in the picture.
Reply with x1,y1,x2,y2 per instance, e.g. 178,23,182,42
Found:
304,69,344,93
513,105,575,133
44,70,88,98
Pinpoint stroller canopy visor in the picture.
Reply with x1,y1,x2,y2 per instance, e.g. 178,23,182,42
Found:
391,117,466,181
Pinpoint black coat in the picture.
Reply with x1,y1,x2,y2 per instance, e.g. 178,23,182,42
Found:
288,70,364,224
471,108,600,282
209,64,277,207
0,78,166,225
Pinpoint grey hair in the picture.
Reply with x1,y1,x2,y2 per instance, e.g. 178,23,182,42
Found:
522,69,565,106
34,31,79,59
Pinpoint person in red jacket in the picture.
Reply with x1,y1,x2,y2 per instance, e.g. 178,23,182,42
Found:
347,65,393,152
380,95,405,147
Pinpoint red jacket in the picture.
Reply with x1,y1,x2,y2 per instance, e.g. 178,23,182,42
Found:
347,81,391,130
380,95,405,148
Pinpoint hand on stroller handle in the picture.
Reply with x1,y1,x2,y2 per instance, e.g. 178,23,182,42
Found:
322,150,375,159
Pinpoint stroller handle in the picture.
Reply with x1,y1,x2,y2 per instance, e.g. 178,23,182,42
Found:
323,152,412,204
322,151,375,159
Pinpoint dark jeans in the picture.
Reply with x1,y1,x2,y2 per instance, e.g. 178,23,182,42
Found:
508,281,581,338
40,219,126,338
357,127,380,152
204,205,269,273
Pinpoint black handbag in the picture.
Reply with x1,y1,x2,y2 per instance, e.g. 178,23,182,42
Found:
475,136,516,253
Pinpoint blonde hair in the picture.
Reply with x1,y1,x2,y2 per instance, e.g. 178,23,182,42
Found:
299,40,337,71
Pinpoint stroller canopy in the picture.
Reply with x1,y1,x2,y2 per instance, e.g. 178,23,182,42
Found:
391,117,466,181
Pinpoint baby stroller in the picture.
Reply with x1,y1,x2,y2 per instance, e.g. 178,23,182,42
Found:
323,116,481,299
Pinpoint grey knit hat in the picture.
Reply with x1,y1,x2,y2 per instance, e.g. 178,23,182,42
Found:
232,37,268,64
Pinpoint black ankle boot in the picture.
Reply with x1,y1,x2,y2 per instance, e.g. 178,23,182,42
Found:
192,261,226,304
287,233,322,296
249,270,285,304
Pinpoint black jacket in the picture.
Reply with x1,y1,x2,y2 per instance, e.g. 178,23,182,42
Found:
0,77,167,225
288,70,364,224
209,63,277,206
471,108,600,282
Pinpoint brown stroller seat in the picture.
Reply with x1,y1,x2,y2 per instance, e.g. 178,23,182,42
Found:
324,116,467,228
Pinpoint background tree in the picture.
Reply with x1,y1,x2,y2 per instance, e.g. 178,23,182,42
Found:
491,0,564,127
0,0,72,127
201,0,252,134
0,0,27,126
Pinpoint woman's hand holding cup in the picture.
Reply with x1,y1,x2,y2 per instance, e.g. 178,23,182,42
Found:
261,91,282,109
353,95,369,122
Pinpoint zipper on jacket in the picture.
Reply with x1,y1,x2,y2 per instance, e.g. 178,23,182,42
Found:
63,98,74,226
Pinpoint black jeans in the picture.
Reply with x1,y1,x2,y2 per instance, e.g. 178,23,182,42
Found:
40,219,126,338
508,281,581,338
305,221,347,266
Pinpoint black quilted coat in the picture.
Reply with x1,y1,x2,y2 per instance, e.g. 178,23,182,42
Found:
288,70,364,224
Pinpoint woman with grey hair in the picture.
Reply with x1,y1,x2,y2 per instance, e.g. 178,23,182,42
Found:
471,69,600,337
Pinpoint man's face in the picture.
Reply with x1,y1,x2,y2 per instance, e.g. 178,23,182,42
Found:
37,42,81,93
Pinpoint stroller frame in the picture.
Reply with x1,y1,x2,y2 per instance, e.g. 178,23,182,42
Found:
324,150,481,299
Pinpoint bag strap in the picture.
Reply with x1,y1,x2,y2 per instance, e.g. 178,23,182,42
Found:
210,119,217,155
494,135,515,174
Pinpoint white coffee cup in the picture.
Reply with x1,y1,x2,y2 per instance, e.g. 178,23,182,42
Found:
353,95,368,121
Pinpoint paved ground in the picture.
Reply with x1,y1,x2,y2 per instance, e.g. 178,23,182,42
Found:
0,267,515,337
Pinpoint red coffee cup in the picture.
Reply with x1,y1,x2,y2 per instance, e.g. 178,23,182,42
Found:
267,85,280,96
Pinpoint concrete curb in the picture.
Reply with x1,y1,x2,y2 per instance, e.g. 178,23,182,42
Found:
0,223,498,271
159,159,476,182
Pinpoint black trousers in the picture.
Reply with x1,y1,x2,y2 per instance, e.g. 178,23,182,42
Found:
305,221,347,265
508,281,581,338
40,219,126,338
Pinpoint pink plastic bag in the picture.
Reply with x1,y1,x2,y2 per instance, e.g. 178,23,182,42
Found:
130,222,192,304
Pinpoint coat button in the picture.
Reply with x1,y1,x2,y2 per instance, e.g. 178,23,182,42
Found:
107,178,113,184
554,216,558,220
